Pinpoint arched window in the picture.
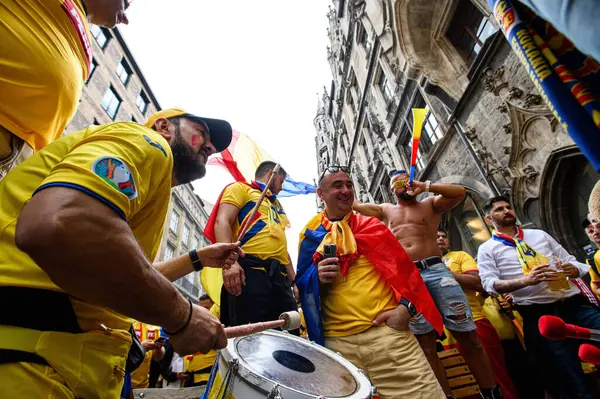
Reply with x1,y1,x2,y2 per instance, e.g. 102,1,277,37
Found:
441,191,491,257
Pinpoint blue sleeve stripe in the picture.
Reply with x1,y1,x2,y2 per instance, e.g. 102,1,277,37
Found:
238,201,256,225
240,220,266,246
34,182,127,221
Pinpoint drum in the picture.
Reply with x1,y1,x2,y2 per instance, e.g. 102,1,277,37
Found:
205,330,373,398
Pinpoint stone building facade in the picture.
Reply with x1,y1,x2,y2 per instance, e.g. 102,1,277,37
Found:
63,25,208,302
315,0,598,259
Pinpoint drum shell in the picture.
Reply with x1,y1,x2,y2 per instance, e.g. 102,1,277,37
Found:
206,330,372,399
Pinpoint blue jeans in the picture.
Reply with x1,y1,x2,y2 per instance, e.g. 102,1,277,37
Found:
516,294,600,399
408,262,476,335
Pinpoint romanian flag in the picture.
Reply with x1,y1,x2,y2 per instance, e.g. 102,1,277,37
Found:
409,108,428,184
490,0,600,170
208,130,316,197
296,211,443,345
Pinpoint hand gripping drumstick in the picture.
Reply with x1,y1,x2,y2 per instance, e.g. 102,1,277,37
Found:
235,164,280,242
224,311,301,338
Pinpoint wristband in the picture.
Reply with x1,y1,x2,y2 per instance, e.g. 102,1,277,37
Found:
399,298,418,317
164,299,193,336
189,250,203,272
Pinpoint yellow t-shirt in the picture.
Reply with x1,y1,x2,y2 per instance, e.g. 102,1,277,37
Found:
220,182,289,264
131,322,162,389
481,297,517,340
589,251,600,284
322,255,397,337
443,251,485,321
0,122,173,331
0,0,92,151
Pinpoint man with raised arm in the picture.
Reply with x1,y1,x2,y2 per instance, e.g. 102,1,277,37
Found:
353,170,500,399
297,166,444,398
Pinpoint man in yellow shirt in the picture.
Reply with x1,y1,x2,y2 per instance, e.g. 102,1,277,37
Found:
437,230,519,399
207,161,298,328
582,218,600,298
296,168,445,398
0,108,242,398
131,322,164,389
0,0,129,180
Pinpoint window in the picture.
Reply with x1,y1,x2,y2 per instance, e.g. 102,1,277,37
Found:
85,59,98,84
100,86,121,119
423,107,444,145
116,58,132,85
377,67,393,103
191,235,200,249
356,22,370,51
163,245,174,261
169,210,180,233
347,91,356,116
446,0,497,64
90,24,109,49
136,91,149,114
182,224,190,247
445,193,491,256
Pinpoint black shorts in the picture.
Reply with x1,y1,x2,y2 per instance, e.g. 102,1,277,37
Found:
220,255,298,334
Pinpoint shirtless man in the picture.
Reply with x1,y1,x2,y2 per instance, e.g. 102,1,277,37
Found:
353,170,501,399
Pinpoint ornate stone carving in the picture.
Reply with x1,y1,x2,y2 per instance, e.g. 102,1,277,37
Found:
507,87,523,101
497,104,508,113
351,163,369,202
481,66,506,94
524,93,542,108
503,123,512,134
503,146,511,154
347,0,366,21
522,165,539,184
464,126,477,140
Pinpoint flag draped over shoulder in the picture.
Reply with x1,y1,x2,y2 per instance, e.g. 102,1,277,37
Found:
296,212,443,345
208,130,316,197
490,0,600,170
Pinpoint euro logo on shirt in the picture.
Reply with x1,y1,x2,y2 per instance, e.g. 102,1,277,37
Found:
93,156,137,200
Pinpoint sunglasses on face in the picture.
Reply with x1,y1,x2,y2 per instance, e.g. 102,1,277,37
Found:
391,178,409,190
318,165,351,183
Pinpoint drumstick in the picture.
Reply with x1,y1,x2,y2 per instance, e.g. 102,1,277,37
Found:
235,164,280,242
224,311,301,338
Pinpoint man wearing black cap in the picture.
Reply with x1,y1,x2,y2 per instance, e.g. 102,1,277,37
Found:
0,108,242,397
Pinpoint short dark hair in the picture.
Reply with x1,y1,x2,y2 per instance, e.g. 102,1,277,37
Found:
582,218,592,229
483,195,511,214
255,161,286,180
438,228,448,235
198,293,211,302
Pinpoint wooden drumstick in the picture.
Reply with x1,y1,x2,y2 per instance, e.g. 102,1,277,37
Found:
224,311,301,338
235,164,280,242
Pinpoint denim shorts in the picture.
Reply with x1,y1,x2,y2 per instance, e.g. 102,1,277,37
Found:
409,262,476,335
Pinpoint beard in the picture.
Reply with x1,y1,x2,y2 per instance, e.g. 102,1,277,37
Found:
397,192,415,201
171,127,206,184
495,214,516,227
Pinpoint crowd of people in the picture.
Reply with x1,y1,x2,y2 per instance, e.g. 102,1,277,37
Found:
1,1,600,399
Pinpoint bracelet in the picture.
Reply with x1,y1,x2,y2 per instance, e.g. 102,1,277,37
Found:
189,250,203,272
164,299,193,336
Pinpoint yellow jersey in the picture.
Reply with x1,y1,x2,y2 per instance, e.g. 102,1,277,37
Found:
131,322,162,389
0,122,173,331
0,0,92,152
589,251,600,284
442,251,485,321
220,182,289,264
322,255,397,337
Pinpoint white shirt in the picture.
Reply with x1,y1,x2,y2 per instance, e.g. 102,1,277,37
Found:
477,228,590,305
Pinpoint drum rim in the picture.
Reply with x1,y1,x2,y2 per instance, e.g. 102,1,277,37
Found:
218,330,373,398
